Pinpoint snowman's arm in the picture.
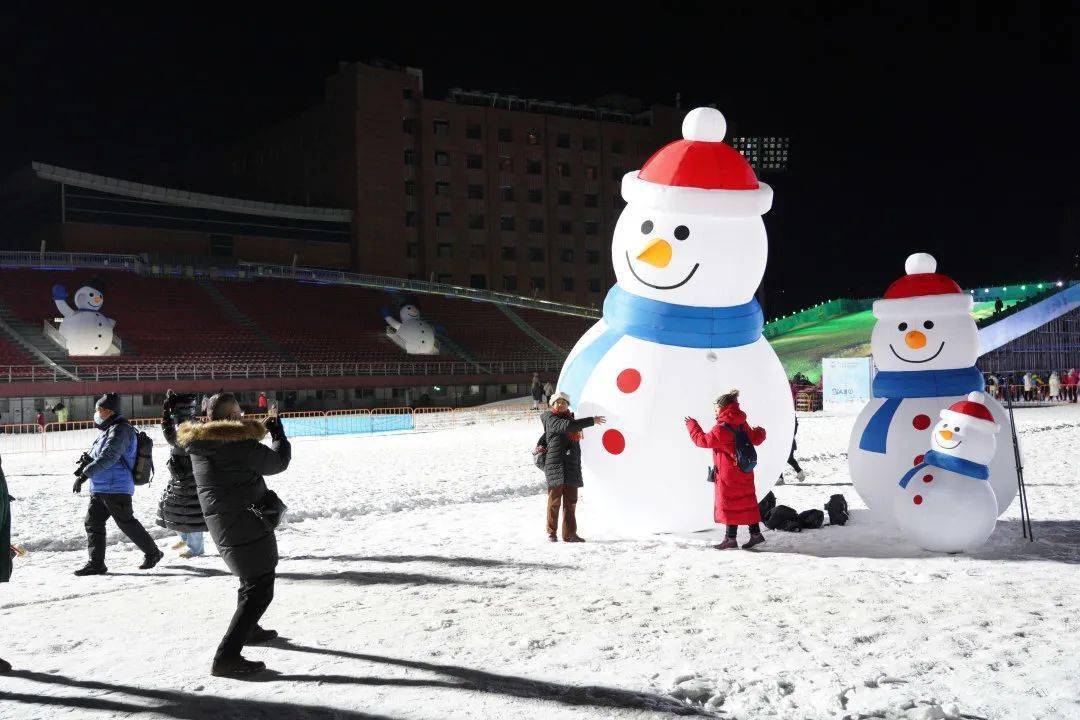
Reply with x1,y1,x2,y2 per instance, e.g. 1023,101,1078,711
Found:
52,285,74,318
385,316,402,331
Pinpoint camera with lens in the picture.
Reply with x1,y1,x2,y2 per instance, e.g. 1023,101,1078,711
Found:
74,452,93,479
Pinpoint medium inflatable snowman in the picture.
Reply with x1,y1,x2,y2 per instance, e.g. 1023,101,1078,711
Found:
384,304,439,355
52,279,116,356
893,392,1000,552
558,107,795,533
848,253,1018,520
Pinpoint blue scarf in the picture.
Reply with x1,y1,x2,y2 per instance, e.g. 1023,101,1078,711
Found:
858,366,984,453
558,286,764,404
898,449,989,488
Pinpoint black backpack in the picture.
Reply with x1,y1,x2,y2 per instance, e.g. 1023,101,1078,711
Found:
758,491,777,520
532,433,547,470
825,494,849,526
119,423,155,486
764,504,801,532
798,509,824,529
721,423,758,473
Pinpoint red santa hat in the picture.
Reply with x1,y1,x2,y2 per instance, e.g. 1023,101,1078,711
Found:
620,107,773,217
940,392,1000,433
873,253,973,317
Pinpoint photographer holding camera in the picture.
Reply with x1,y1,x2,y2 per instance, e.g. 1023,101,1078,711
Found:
72,393,163,576
177,392,290,678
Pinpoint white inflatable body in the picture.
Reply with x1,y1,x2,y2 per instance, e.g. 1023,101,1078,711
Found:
55,285,116,356
385,305,439,355
558,108,795,534
848,254,1018,520
893,394,1000,552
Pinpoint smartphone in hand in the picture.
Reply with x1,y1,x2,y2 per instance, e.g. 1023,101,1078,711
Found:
267,403,279,419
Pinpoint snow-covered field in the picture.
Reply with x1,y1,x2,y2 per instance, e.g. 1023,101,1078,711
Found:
2,404,1079,719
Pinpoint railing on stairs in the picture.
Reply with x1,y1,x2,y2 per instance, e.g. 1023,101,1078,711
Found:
495,305,567,358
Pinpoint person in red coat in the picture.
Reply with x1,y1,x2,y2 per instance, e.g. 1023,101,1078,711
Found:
685,389,768,550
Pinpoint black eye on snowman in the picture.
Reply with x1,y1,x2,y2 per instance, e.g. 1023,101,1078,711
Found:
953,426,960,432
674,225,690,241
923,320,934,329
640,220,654,234
898,322,908,331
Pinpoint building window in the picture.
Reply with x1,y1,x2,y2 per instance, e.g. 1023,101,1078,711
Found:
437,243,453,258
528,218,544,233
466,123,482,140
584,221,599,235
582,136,598,151
585,250,600,265
527,188,543,204
611,166,625,180
403,117,417,134
557,162,571,178
556,133,571,149
559,220,573,235
587,277,602,292
503,275,518,291
404,180,416,196
466,154,483,170
405,211,417,227
403,88,413,100
435,181,451,196
558,191,572,206
501,246,517,260
584,166,598,181
469,244,486,259
584,193,599,208
526,159,542,175
434,151,450,166
406,242,419,258
404,149,416,165
498,155,513,172
560,248,575,263
436,212,452,228
467,184,484,200
500,215,516,231
531,276,546,291
433,119,449,136
526,129,541,145
528,247,545,262
468,214,485,229
611,139,625,154
470,274,487,289
562,277,575,291
500,185,514,202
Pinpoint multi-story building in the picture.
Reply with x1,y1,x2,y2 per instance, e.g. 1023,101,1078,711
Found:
185,60,686,305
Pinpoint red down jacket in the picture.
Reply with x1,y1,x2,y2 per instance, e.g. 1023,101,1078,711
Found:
686,402,767,526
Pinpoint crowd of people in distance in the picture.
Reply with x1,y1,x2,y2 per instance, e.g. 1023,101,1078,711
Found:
986,369,1079,403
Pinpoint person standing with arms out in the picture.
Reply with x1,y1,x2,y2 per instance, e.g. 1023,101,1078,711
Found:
156,391,207,558
73,393,163,576
1,447,14,673
179,393,290,677
685,389,768,550
541,391,605,543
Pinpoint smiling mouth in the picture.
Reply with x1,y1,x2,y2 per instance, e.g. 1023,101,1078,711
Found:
889,341,945,364
936,438,961,450
625,252,700,290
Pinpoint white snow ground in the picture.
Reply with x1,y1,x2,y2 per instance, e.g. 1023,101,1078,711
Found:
2,405,1079,719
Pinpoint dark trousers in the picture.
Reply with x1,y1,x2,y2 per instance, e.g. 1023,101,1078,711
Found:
546,484,578,539
215,571,275,661
726,523,761,538
85,493,158,565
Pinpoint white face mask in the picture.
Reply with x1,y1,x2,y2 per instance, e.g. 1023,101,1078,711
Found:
94,411,105,425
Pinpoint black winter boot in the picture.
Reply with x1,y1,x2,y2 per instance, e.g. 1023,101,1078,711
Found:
0,657,12,673
742,532,766,550
246,626,279,645
74,562,108,576
211,655,267,677
139,550,165,570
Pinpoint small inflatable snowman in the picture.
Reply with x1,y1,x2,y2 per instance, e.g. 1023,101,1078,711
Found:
558,107,795,533
893,392,1000,553
848,253,1018,519
52,279,116,356
384,304,439,355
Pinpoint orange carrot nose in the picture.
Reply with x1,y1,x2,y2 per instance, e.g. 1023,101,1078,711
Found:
637,239,672,268
905,330,927,349
939,429,954,440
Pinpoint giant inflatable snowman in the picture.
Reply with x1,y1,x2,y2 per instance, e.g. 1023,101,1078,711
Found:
558,107,795,533
848,253,1018,519
52,279,117,356
384,304,439,355
893,392,1000,552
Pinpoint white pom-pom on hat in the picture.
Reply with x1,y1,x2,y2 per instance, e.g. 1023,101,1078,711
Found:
967,391,985,403
682,107,727,142
905,253,937,275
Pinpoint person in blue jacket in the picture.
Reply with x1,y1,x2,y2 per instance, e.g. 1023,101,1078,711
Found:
72,393,163,576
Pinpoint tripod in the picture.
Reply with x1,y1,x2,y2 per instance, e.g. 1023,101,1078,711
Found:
1004,390,1034,541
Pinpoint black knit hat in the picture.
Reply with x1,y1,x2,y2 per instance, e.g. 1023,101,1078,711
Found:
95,393,122,414
170,393,200,422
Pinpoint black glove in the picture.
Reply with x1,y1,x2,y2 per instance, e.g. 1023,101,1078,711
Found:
264,417,286,441
73,476,86,494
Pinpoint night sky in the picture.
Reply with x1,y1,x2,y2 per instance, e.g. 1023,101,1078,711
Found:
8,3,1078,315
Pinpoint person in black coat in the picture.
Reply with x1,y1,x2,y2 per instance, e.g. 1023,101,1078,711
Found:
540,391,605,543
178,392,291,678
156,391,207,557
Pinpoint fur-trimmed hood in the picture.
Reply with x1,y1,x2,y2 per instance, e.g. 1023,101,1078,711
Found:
177,419,268,454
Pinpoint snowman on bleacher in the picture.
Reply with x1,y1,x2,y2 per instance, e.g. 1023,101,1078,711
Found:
848,253,1018,520
558,106,795,533
52,278,117,356
383,303,439,355
893,392,1000,552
